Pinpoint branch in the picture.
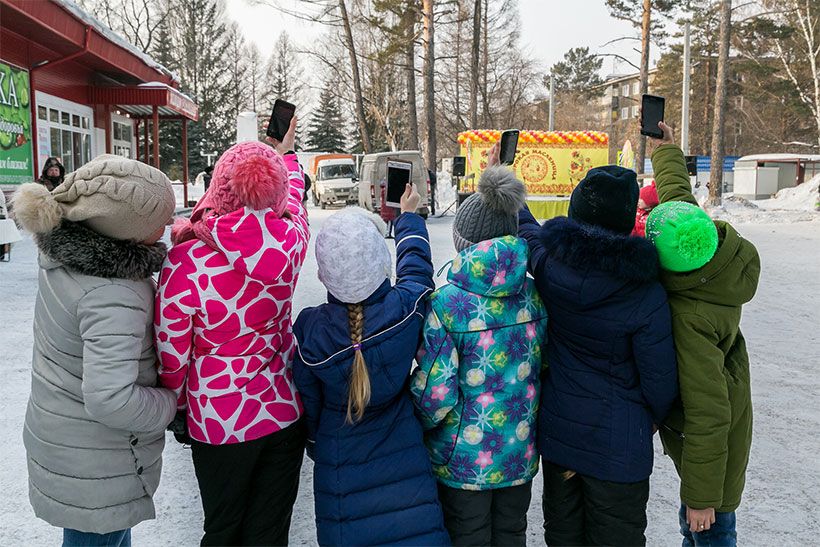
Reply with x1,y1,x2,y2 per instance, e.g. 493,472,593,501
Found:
596,53,641,71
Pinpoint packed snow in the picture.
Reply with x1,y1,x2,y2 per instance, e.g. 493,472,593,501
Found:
1,204,819,545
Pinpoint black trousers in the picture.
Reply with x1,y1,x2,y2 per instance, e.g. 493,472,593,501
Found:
191,420,306,547
437,481,532,547
542,459,649,547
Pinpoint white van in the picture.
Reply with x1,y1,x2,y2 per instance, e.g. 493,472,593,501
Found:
357,151,430,218
314,157,358,209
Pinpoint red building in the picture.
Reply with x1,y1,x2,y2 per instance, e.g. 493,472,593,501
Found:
0,0,198,202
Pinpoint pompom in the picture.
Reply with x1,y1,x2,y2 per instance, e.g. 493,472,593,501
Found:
11,183,63,234
230,153,289,214
676,217,719,264
478,166,526,215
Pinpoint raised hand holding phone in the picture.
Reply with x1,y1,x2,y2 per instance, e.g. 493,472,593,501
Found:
487,143,501,168
400,183,421,214
651,121,675,146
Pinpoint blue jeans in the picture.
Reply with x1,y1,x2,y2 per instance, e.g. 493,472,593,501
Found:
679,505,736,547
63,528,131,547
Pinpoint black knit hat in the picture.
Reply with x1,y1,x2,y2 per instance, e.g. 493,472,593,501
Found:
568,165,639,234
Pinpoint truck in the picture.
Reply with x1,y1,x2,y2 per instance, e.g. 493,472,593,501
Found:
308,154,358,209
357,151,431,219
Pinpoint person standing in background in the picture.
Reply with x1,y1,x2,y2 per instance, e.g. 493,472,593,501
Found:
36,157,65,191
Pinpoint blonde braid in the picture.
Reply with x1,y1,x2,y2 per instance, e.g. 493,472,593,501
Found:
346,303,371,423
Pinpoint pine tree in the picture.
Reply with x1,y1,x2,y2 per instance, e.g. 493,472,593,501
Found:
306,83,346,153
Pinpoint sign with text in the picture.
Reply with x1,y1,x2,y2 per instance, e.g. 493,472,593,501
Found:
0,61,34,184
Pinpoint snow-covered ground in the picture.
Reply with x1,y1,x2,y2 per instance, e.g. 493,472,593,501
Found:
1,204,819,546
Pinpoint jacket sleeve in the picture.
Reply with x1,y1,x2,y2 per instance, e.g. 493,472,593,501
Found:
651,144,698,205
411,307,459,430
394,212,435,291
283,153,307,220
631,290,678,424
518,206,549,279
674,313,731,510
77,284,176,433
155,252,198,408
292,354,322,450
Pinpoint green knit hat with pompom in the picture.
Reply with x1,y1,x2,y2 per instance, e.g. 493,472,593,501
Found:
646,201,718,272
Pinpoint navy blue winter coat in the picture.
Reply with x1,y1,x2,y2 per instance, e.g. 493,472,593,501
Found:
293,213,450,547
518,209,678,483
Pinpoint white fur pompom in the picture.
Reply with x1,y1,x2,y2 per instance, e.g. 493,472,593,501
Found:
11,183,63,234
478,166,527,215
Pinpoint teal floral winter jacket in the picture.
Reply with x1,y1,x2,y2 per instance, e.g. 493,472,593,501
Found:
411,236,547,490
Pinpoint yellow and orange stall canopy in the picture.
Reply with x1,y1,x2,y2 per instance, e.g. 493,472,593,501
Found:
458,130,610,219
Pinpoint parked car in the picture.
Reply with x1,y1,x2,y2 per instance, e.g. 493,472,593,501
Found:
312,156,358,209
357,151,430,218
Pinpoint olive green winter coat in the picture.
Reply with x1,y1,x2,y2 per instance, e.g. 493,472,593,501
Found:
651,144,761,513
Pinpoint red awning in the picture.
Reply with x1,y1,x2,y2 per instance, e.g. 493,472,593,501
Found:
90,85,199,121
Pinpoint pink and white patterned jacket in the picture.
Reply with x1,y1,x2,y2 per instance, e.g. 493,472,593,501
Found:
155,155,308,445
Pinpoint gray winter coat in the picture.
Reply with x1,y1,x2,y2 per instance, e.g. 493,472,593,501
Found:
23,221,177,534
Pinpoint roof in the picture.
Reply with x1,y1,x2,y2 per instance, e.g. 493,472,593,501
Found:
362,151,424,159
90,83,199,120
737,153,820,163
594,69,659,89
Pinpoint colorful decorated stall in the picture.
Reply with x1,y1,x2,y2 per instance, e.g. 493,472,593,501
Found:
457,130,609,219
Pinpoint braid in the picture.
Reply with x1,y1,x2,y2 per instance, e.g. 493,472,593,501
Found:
346,303,370,423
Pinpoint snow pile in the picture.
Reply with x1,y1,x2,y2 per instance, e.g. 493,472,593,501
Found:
756,176,820,212
434,171,457,216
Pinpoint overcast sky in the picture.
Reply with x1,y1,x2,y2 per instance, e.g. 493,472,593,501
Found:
225,0,667,77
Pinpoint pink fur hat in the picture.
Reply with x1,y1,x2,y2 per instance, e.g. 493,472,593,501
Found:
173,141,289,246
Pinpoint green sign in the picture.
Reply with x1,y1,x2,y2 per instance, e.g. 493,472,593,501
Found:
0,62,33,184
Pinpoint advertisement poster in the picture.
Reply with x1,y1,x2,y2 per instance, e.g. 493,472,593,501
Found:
459,130,609,218
0,62,34,184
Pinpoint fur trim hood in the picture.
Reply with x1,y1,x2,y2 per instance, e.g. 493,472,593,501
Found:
37,220,166,280
538,216,659,283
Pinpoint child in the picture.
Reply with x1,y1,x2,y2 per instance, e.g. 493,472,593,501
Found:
155,118,309,546
517,158,678,546
13,156,178,547
292,187,449,547
411,159,548,547
632,181,659,237
649,121,760,547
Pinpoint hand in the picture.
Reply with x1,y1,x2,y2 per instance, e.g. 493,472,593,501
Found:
651,121,675,146
266,115,298,155
487,143,501,168
686,506,716,533
400,183,421,214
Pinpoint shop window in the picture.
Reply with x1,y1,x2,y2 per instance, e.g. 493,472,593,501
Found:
82,117,90,130
38,106,47,121
61,112,70,126
50,128,61,159
49,109,60,123
83,134,91,165
72,114,81,128
61,130,73,171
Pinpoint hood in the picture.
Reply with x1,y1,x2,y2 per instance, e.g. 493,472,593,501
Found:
40,157,65,181
36,220,166,279
448,236,529,297
660,221,760,306
538,216,660,305
205,207,297,284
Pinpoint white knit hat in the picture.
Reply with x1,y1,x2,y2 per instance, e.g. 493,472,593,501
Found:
316,207,392,304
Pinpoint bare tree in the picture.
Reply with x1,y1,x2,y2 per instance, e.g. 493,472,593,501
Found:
709,0,732,206
91,0,169,53
423,0,437,169
469,0,481,127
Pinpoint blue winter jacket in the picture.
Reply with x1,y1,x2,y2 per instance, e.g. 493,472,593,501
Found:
293,213,450,547
518,209,678,483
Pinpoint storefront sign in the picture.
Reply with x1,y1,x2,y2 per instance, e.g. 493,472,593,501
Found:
0,62,34,184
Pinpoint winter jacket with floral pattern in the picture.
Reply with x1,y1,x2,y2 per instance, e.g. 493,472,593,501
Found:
411,236,547,490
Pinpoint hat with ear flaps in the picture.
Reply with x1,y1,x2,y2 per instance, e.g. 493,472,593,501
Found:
315,207,392,304
12,154,175,241
646,201,719,272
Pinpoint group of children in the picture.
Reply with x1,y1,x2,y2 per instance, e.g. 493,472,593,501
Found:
12,117,759,547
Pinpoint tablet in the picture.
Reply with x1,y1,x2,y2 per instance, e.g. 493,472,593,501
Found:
386,160,413,208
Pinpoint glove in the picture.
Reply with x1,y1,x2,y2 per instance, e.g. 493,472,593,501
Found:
168,410,191,445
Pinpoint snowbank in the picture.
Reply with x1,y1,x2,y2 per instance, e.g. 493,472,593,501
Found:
756,175,820,212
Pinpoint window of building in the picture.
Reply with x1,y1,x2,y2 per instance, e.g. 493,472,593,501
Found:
633,82,640,95
38,106,47,121
40,97,93,172
622,84,630,96
112,120,133,158
632,105,640,118
621,107,630,119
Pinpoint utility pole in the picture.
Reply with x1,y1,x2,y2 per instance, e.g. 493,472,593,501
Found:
548,73,555,131
681,20,692,155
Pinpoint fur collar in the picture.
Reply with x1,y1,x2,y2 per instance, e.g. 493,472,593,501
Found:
538,216,659,283
37,221,166,280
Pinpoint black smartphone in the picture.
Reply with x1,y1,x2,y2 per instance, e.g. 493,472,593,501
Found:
266,99,296,141
640,94,665,138
386,160,413,208
499,130,519,165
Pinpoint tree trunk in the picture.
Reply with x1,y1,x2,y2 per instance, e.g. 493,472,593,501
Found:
338,0,372,153
481,0,490,126
637,0,651,175
469,0,480,128
709,0,732,206
701,57,712,156
405,3,420,151
423,0,437,170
